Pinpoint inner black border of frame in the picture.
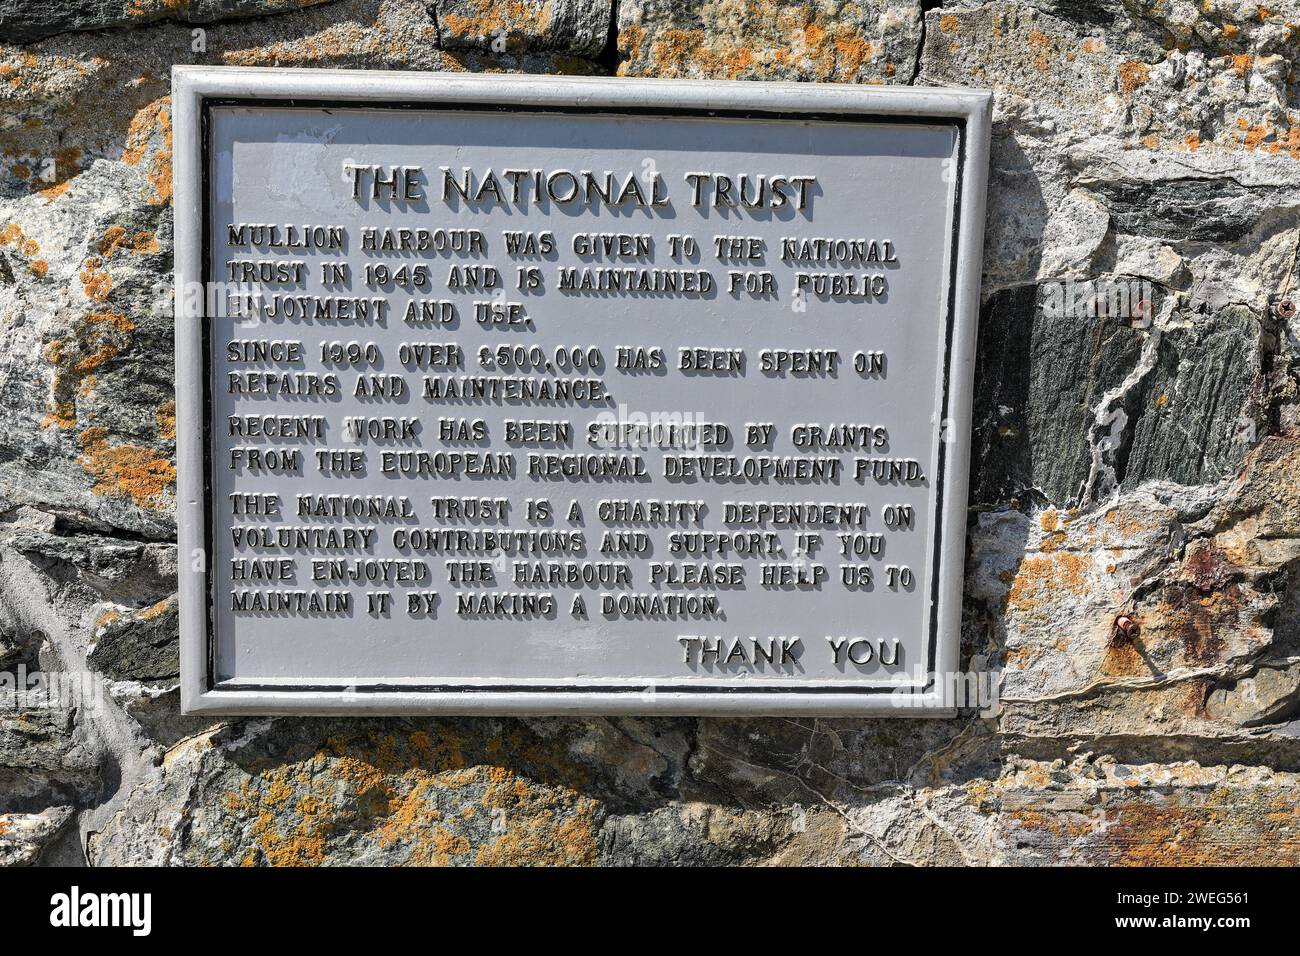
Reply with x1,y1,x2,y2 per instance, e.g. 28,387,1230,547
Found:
198,95,967,698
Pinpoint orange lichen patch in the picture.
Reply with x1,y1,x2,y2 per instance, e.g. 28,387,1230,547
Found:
619,2,890,82
1118,61,1150,94
832,37,875,76
1238,121,1272,149
1036,509,1067,551
220,14,426,69
1005,552,1091,620
101,225,161,257
618,22,647,56
132,231,160,254
1258,5,1273,18
1141,134,1159,148
94,609,122,630
248,801,328,867
100,226,128,257
79,257,111,302
1007,808,1098,839
1015,763,1055,789
474,803,597,865
139,597,173,621
1268,126,1300,159
440,0,556,51
649,27,704,74
1003,644,1035,666
122,97,172,206
0,51,72,96
1026,29,1052,70
424,827,472,866
221,727,601,866
0,222,45,274
121,97,166,165
156,400,177,441
76,426,175,509
42,308,135,429
718,44,756,76
1081,37,1105,54
1231,53,1253,75
1185,132,1202,150
262,776,294,808
938,14,960,33
1036,510,1065,536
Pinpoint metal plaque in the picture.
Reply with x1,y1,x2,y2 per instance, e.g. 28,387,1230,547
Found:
173,66,991,715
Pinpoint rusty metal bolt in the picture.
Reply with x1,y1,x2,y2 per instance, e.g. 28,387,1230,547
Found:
1278,299,1297,320
1111,615,1139,646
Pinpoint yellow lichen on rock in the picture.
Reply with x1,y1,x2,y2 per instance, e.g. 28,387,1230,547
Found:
76,426,176,509
42,308,135,429
216,727,601,866
618,0,913,83
122,96,172,205
156,400,177,440
1118,60,1150,94
440,0,557,48
0,221,48,277
101,224,161,256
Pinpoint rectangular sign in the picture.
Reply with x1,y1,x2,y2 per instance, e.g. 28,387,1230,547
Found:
174,67,990,715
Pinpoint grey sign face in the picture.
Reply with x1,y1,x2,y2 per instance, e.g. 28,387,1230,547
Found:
173,67,990,715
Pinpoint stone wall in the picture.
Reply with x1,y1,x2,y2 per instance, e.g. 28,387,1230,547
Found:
1,0,1298,866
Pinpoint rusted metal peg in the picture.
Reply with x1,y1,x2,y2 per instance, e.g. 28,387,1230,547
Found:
1111,615,1139,646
